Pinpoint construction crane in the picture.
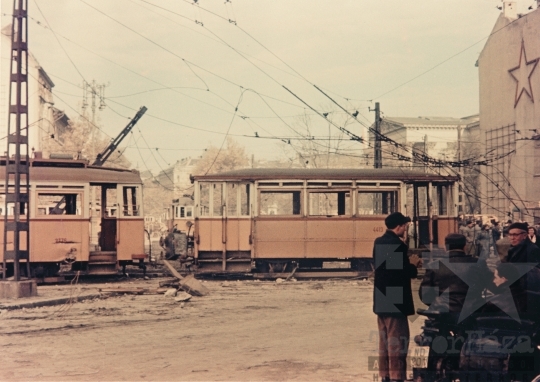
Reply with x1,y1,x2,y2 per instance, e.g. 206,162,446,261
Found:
92,106,148,166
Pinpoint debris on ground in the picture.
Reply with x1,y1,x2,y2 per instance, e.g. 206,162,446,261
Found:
174,292,192,302
99,288,146,295
164,289,177,297
159,278,180,288
162,260,209,297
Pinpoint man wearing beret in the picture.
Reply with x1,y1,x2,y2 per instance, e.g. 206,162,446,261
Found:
373,212,422,382
504,222,540,265
494,222,540,314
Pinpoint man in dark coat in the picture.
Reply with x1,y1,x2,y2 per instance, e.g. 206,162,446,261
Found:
418,233,480,313
504,222,540,266
373,212,421,382
495,222,540,316
419,234,492,323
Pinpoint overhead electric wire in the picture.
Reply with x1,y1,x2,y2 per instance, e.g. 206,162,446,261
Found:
31,1,532,213
203,89,245,175
77,0,211,90
33,0,88,82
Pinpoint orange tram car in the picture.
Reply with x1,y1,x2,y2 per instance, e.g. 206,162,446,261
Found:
179,168,459,276
0,157,146,278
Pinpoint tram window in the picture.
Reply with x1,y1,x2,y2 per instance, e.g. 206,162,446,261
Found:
227,183,238,216
122,186,140,217
260,191,301,216
0,194,28,216
174,206,192,218
213,183,223,216
434,185,448,215
309,191,350,216
357,191,397,215
417,186,428,216
199,183,210,216
226,183,250,216
240,184,250,216
37,193,81,215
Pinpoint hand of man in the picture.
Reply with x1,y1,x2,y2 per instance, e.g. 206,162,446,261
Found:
493,270,508,287
409,254,422,268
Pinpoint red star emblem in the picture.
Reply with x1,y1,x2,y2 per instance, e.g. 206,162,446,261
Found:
508,40,539,108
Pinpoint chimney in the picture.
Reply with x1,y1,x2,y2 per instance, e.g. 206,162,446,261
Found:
503,1,517,19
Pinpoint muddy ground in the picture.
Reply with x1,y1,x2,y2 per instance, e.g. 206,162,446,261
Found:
0,274,428,381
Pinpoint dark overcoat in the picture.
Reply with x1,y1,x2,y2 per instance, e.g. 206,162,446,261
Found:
372,230,417,316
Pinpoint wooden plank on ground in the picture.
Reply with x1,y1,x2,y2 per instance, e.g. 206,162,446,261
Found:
162,260,209,297
99,288,147,295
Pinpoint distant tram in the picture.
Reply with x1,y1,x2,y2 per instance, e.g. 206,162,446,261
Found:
188,168,459,275
1,158,146,277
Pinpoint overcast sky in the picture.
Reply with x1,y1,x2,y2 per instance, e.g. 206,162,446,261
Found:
1,0,534,173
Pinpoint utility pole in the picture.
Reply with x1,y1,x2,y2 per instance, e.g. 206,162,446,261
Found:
456,125,464,214
423,134,428,171
3,0,31,283
372,102,382,169
82,80,106,250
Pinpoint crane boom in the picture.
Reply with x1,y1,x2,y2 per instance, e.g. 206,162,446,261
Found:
92,106,148,166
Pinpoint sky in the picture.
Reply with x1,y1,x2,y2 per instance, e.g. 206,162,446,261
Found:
0,0,536,174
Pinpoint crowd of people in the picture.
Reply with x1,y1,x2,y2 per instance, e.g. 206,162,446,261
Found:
372,212,540,382
457,217,539,260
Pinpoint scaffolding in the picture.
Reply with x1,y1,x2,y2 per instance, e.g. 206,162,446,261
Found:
485,124,516,218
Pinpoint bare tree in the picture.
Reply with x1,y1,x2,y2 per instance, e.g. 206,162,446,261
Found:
41,112,131,169
193,137,249,175
279,107,366,168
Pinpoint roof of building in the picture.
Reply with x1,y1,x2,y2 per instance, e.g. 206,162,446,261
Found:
192,168,458,182
383,115,479,128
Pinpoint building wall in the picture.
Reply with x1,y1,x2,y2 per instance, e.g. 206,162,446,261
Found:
478,8,540,221
1,25,56,155
373,117,478,171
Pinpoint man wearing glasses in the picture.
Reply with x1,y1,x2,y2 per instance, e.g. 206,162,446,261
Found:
491,222,540,315
505,222,540,265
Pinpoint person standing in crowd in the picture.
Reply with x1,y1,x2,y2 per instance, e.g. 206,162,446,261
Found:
373,212,422,382
477,224,491,259
459,220,474,256
528,226,537,246
496,228,511,263
471,220,482,257
491,220,502,253
419,233,488,318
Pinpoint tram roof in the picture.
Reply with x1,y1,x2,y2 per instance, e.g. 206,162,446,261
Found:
0,159,142,184
192,168,459,183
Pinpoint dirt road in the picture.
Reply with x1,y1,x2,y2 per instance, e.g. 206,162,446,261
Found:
0,277,427,381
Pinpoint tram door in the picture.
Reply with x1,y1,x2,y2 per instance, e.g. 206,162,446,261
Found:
411,182,456,250
412,183,431,249
196,182,251,272
116,184,144,262
99,185,118,251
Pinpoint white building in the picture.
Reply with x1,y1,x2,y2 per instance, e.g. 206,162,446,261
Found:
478,1,540,222
154,157,200,194
369,115,479,169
